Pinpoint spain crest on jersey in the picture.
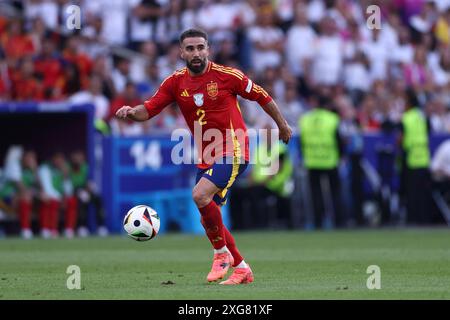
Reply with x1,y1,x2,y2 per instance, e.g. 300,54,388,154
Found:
193,93,204,107
207,82,218,98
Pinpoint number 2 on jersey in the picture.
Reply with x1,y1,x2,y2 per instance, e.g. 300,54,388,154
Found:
196,109,207,125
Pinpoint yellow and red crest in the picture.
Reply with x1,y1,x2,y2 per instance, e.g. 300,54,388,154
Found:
207,82,218,98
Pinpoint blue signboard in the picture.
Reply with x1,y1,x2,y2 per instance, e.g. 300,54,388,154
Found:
102,135,231,233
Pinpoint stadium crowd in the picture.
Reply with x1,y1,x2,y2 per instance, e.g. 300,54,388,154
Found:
0,0,450,237
0,0,449,134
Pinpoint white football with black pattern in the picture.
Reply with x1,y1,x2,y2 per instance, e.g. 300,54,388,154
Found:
123,205,160,241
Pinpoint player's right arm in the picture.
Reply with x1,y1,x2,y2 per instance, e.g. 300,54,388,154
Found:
115,104,149,122
115,74,176,122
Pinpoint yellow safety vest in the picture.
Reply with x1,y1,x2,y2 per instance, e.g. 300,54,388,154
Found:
299,109,339,169
402,108,430,168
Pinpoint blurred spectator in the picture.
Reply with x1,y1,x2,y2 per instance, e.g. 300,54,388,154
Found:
307,0,326,24
156,41,185,79
111,55,132,94
430,139,450,202
403,45,433,95
310,15,343,86
428,43,450,89
24,0,58,30
248,124,294,228
28,17,50,53
38,152,77,238
181,0,200,31
0,56,10,100
79,16,110,59
197,0,241,45
109,82,147,136
69,74,109,123
62,61,82,96
156,0,184,46
214,36,240,67
1,18,35,63
430,137,450,223
343,50,370,105
70,150,108,237
135,62,162,99
285,4,316,84
399,91,432,225
11,56,44,101
246,4,284,74
279,82,305,133
336,94,364,226
409,0,439,43
91,54,116,100
33,38,66,100
299,91,345,229
130,41,159,84
129,0,165,47
427,95,450,133
274,0,294,32
358,93,382,132
391,26,414,67
84,0,134,46
0,146,40,239
387,78,408,125
360,28,390,82
434,7,450,46
62,35,93,90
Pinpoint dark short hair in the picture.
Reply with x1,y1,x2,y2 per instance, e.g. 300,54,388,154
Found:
179,28,208,44
406,88,419,108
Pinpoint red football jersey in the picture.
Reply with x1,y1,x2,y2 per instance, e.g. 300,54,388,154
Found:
144,61,272,169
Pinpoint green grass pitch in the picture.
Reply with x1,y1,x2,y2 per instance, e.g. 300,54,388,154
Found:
0,228,449,300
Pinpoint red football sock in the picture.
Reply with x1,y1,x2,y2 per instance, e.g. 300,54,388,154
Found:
49,200,60,233
18,199,32,230
39,201,50,230
64,196,78,230
223,226,243,267
198,200,226,249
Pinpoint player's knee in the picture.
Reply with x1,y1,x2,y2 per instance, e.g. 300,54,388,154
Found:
192,188,211,208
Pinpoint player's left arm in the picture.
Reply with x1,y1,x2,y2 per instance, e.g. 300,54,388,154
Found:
259,100,292,144
234,72,292,144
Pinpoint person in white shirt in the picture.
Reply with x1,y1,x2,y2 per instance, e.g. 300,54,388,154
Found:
360,28,391,82
431,139,450,183
310,15,344,86
24,0,58,30
246,6,284,74
343,50,371,105
196,0,241,44
111,57,132,95
430,139,450,222
69,75,109,123
285,5,316,79
83,0,134,46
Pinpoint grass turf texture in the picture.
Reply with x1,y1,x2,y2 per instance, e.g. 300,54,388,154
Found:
0,228,449,300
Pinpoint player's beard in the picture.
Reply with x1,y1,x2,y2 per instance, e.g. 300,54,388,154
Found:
187,57,207,74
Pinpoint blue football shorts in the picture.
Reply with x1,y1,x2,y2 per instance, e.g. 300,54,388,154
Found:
195,157,248,206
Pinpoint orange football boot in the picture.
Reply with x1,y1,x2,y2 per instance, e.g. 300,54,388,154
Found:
220,265,254,285
207,252,234,282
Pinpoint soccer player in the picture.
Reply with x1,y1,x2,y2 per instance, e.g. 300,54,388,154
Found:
116,29,292,285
